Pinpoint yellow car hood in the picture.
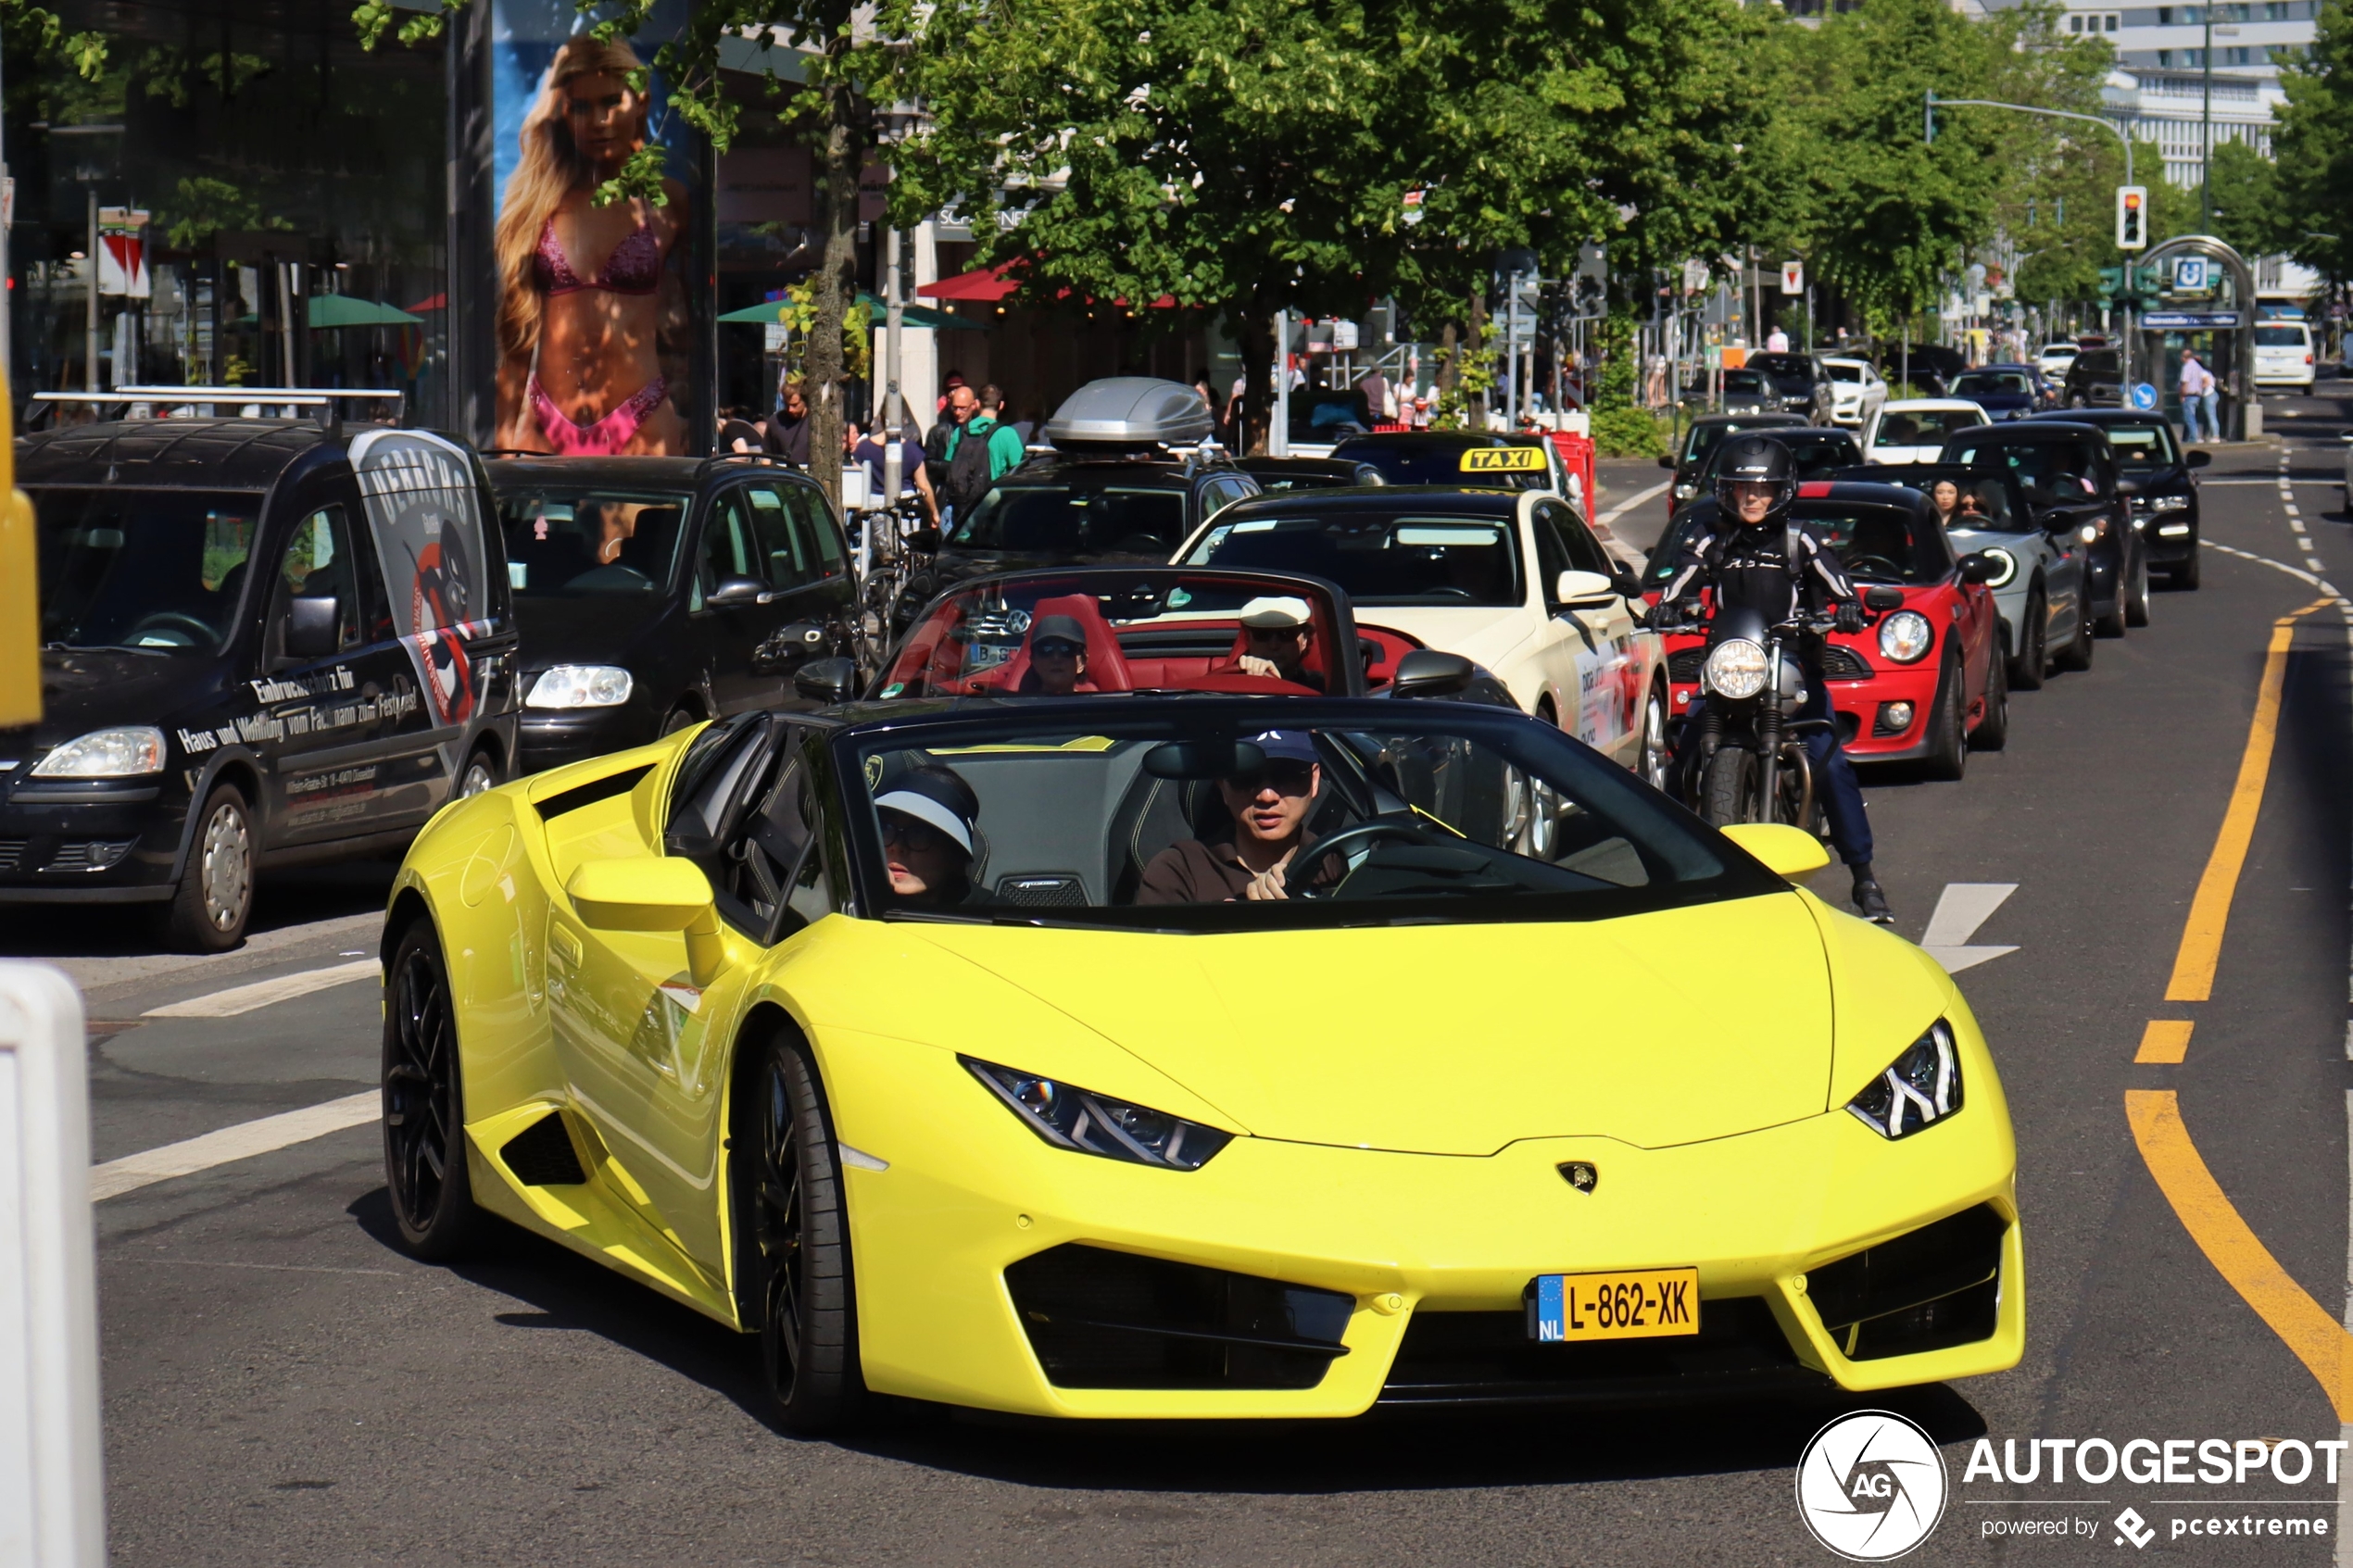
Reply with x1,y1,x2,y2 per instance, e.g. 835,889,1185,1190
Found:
908,892,1833,1155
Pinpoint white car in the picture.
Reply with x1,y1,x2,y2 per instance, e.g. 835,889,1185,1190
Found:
2035,342,2081,382
1861,398,1992,465
1172,488,1672,784
2255,321,2316,391
1819,356,1888,428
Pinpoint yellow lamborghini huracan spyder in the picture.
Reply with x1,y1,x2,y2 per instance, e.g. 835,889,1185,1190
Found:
380,696,2020,1432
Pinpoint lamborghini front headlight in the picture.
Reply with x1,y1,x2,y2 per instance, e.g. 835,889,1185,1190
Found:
963,1058,1234,1170
1846,1020,1963,1139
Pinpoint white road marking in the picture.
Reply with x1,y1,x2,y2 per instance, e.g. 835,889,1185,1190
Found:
1598,481,1669,525
142,959,378,1019
1919,883,2019,973
2206,542,2347,601
89,1091,378,1201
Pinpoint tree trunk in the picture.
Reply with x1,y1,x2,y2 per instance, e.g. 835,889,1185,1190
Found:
1236,298,1273,457
1466,292,1488,428
807,67,862,513
1436,320,1458,401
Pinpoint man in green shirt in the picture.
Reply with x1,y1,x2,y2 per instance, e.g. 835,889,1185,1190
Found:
941,383,1029,521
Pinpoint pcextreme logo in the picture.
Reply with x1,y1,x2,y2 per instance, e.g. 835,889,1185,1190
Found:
1796,1410,1950,1561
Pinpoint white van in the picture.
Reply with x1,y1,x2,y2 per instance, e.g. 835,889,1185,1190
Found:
2254,321,2316,391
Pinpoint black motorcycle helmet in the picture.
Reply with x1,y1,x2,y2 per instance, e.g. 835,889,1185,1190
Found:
1712,434,1797,524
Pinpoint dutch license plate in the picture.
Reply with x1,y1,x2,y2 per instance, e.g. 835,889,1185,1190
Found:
1526,1268,1701,1342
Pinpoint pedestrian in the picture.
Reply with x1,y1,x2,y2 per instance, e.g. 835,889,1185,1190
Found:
1354,365,1393,425
1766,326,1790,354
763,378,812,466
940,383,1027,524
717,407,763,453
2179,349,2219,444
925,381,975,501
936,369,966,418
853,420,939,526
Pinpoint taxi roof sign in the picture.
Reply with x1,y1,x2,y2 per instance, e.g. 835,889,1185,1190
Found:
1459,445,1547,473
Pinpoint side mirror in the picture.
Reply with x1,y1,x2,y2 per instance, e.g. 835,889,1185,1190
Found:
1957,553,1996,585
1719,822,1831,883
1611,564,1647,600
2185,448,2211,469
2115,477,2142,499
1863,585,1905,611
284,595,341,660
1357,636,1387,674
1655,454,1676,470
566,857,725,985
795,655,861,706
1388,648,1475,699
709,574,771,608
1555,569,1617,608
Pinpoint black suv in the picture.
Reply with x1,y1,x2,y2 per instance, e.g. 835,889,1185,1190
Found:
2025,408,2207,589
1744,353,1839,423
7,419,520,949
1940,420,2148,635
2062,348,2124,409
1658,412,1807,514
488,455,858,773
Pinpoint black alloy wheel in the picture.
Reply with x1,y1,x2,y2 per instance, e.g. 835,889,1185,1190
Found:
1969,646,2009,752
2009,589,2046,691
736,1027,864,1434
1921,654,1968,782
383,920,484,1259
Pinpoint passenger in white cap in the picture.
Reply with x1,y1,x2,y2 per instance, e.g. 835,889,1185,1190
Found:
1232,596,1324,691
873,762,982,904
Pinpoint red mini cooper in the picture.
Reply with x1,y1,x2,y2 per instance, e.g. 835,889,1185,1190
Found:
1642,481,2005,779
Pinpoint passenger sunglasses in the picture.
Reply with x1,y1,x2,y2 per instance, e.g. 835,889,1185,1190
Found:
1244,625,1303,643
1032,638,1085,658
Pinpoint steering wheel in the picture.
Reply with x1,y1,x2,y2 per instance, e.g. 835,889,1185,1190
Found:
1292,818,1440,897
1421,585,1477,599
1843,556,1905,582
120,610,217,647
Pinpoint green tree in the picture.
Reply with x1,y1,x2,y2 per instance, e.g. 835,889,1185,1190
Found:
2272,1,2353,283
2196,140,2290,258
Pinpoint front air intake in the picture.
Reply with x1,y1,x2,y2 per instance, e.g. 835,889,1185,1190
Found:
1806,1203,2007,1361
1004,1244,1353,1390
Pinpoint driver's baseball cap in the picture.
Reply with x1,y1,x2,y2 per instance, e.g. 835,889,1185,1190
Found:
1246,729,1321,766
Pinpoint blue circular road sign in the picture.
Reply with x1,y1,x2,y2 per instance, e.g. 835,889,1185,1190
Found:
2130,383,2159,410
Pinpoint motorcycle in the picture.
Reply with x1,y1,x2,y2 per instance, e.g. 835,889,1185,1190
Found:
1667,585,1903,834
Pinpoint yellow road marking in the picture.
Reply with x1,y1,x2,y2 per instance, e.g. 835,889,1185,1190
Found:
2128,1091,2351,1418
2134,1020,2195,1064
2164,597,2334,1001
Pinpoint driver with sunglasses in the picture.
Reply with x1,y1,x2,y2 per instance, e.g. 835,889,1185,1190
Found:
1229,597,1326,691
1138,731,1339,903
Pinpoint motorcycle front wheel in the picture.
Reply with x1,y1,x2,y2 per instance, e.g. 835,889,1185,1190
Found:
1700,744,1762,827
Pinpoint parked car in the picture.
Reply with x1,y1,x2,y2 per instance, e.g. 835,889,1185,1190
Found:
2062,348,2124,409
2024,408,2207,589
2035,341,2081,382
1643,481,2006,777
1940,420,2146,635
1947,364,2052,420
1820,356,1890,428
913,378,1259,615
7,419,520,950
1745,353,1840,423
1864,399,1991,465
1237,455,1383,492
490,455,857,775
1175,485,1672,782
1659,412,1808,515
1842,463,2094,685
2254,321,2317,391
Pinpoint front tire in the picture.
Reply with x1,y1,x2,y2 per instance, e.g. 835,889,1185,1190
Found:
1969,645,2008,752
456,746,500,798
162,782,254,952
736,1026,865,1435
2125,552,2151,627
2171,545,2202,591
1921,654,1968,781
2008,589,2046,691
1700,743,1760,827
384,919,485,1260
1637,683,1672,793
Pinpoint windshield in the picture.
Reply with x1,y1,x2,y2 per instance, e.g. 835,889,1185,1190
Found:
499,488,692,595
1875,408,1984,447
1704,433,1856,481
1679,419,1792,466
1825,363,1863,383
2098,422,2179,470
1944,437,2105,495
879,571,1346,698
1951,371,2032,396
846,707,1775,930
31,487,263,654
2039,344,2078,358
2256,325,2309,347
1869,470,2022,531
1184,508,1522,607
1644,501,1948,588
1328,437,1549,491
1721,370,1770,395
1291,390,1372,436
950,483,1187,555
1747,355,1816,395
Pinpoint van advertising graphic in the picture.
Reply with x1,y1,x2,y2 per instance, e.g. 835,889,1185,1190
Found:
349,429,497,728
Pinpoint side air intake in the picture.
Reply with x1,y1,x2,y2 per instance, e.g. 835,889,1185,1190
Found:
499,1111,586,1185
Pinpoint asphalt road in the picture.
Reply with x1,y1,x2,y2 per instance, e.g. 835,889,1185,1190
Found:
18,403,2353,1565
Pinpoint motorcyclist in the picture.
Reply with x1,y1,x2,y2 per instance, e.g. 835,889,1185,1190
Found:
1650,435,1894,924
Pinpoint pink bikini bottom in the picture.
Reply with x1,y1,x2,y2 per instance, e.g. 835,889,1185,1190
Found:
528,374,669,456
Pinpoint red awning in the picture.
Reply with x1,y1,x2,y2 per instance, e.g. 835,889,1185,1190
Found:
406,293,447,312
916,262,1019,302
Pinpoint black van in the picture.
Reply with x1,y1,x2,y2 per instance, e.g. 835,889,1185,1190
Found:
7,420,519,950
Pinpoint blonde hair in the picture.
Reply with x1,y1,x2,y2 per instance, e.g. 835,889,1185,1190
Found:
493,36,647,363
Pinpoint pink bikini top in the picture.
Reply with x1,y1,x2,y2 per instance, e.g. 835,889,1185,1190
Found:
535,213,662,297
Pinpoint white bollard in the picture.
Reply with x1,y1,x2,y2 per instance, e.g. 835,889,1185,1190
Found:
0,960,106,1568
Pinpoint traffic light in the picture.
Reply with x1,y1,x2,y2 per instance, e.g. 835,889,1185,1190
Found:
2116,185,2147,250
2097,266,2124,301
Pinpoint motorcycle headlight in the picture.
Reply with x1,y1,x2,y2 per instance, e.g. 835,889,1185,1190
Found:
1977,547,2017,589
1847,1020,1963,1138
963,1057,1234,1171
1703,638,1769,699
2150,494,2190,512
526,665,635,709
30,725,166,778
1877,609,1933,664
